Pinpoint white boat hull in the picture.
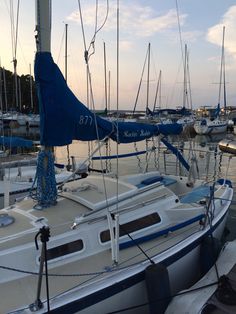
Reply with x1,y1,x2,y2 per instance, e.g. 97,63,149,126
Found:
0,172,233,314
194,119,228,135
29,199,230,314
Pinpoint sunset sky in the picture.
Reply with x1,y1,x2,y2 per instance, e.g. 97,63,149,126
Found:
1,0,236,111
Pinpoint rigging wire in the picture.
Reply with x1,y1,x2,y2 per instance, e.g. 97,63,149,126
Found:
132,45,150,114
175,0,184,69
78,0,109,62
9,0,20,110
77,0,122,263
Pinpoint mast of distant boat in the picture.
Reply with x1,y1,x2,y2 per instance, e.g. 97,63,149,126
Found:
146,42,151,114
218,26,226,115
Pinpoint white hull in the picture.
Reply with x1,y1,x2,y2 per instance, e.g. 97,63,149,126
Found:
1,173,231,314
26,115,40,127
177,117,195,134
194,118,228,135
36,208,229,314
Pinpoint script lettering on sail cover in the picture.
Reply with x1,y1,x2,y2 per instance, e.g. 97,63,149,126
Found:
123,129,151,138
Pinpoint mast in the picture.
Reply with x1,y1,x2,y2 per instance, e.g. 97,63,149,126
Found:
2,68,8,112
0,66,4,136
153,70,162,112
65,23,68,82
0,66,3,114
222,27,227,111
18,76,22,111
35,0,51,53
218,26,225,108
108,70,111,112
10,0,20,111
183,44,187,109
29,64,34,110
132,44,150,115
187,50,193,110
103,42,108,114
34,0,57,217
146,42,151,112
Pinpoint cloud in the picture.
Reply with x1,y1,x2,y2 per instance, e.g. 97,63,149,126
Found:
68,1,187,38
119,40,134,51
207,5,236,61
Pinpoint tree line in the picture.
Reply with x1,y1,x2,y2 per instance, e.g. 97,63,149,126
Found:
0,67,39,113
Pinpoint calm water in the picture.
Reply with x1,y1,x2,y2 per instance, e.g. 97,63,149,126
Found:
7,126,236,241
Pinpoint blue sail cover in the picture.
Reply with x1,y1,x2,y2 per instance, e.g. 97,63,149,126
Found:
111,122,161,143
34,52,183,146
35,52,113,146
156,123,182,136
0,136,33,148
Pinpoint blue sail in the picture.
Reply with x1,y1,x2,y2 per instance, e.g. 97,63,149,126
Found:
35,52,182,146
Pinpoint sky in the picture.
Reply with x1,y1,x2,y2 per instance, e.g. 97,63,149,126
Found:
0,0,236,111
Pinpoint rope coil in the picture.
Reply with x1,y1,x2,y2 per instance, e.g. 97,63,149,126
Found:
30,150,57,208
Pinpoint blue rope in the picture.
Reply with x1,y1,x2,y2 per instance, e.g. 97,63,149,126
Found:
30,150,57,209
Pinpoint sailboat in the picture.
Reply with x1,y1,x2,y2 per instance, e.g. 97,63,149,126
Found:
0,1,233,313
193,104,228,135
194,27,228,135
176,44,195,133
0,135,82,209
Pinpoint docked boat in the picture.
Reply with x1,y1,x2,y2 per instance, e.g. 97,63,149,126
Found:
194,27,229,136
26,114,40,127
165,240,236,314
194,117,228,135
0,160,80,208
177,115,195,133
0,136,79,208
219,138,236,155
0,1,233,313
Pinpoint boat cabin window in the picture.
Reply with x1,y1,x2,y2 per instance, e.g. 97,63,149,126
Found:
46,239,84,261
100,213,161,243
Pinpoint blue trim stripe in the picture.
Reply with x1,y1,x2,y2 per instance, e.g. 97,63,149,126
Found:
208,123,227,129
92,150,147,160
120,214,205,249
48,210,228,314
